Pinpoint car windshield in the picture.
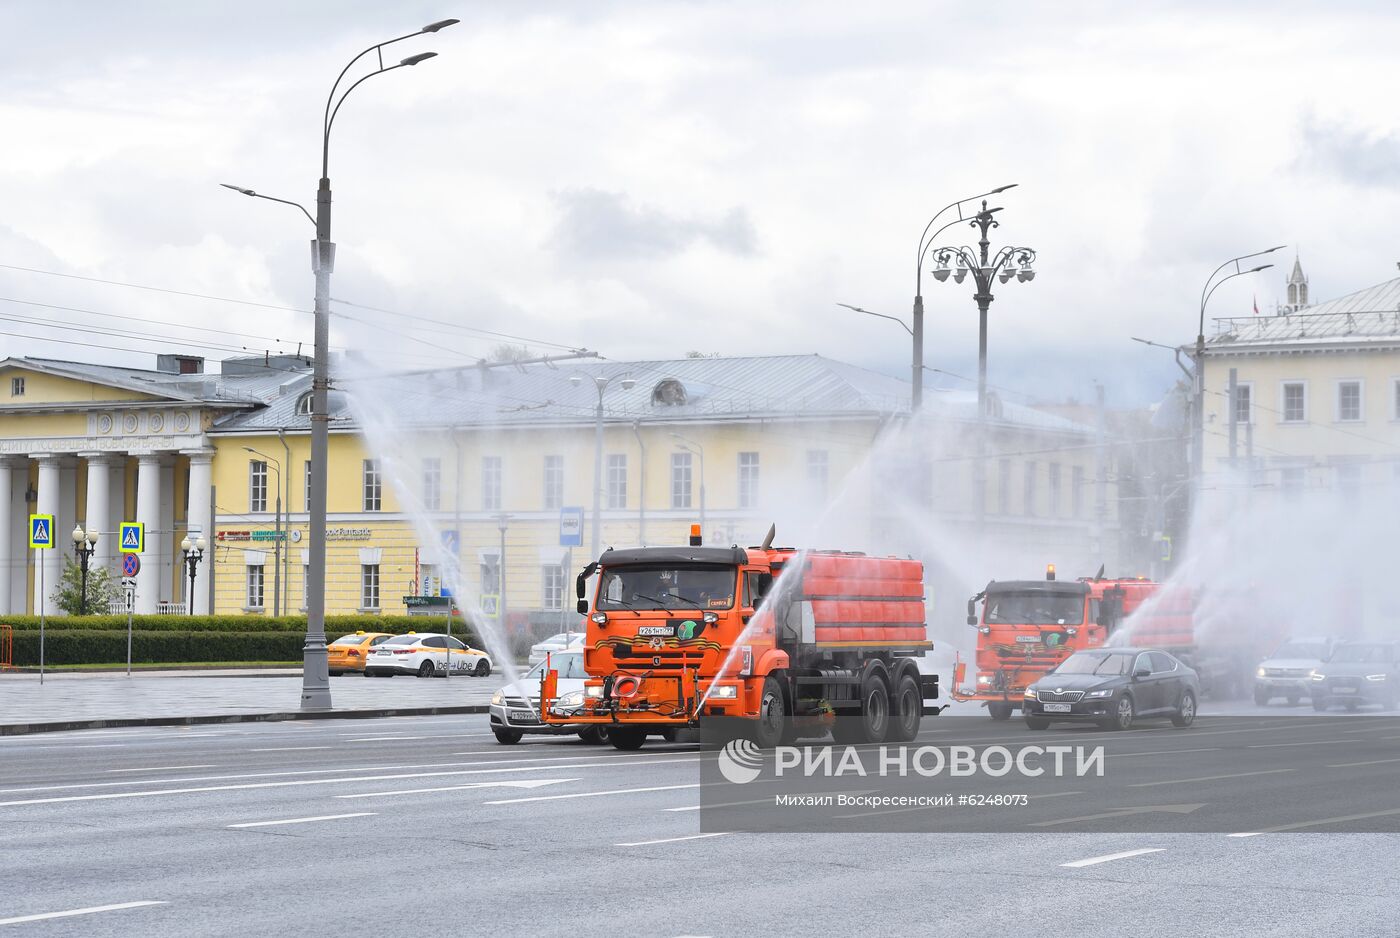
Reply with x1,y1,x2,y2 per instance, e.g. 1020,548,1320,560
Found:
1054,652,1133,675
381,635,423,647
1272,642,1326,659
598,564,736,610
525,653,588,679
984,591,1085,625
1328,644,1392,664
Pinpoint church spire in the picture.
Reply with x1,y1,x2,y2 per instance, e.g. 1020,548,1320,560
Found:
1285,253,1309,311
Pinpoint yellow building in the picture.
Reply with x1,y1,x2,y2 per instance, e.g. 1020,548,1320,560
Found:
0,352,1116,633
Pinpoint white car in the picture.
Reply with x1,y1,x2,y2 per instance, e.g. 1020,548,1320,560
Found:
364,632,493,678
527,631,585,666
1255,637,1335,705
490,652,605,745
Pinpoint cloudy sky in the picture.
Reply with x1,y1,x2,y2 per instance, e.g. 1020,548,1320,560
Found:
2,0,1398,408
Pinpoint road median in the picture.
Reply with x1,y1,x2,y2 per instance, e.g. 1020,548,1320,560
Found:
0,704,488,736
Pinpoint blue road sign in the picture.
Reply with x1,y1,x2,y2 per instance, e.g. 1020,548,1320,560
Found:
121,553,141,577
441,529,459,556
559,507,584,547
119,522,144,554
28,514,54,550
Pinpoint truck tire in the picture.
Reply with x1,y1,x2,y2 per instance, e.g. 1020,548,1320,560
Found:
750,676,787,749
987,702,1014,721
887,674,922,742
833,673,890,745
608,727,647,751
577,726,610,745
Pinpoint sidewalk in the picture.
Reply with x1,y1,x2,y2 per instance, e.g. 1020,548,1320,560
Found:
0,670,509,735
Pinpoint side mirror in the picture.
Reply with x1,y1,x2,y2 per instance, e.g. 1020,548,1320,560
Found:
966,596,979,627
966,615,978,627
1133,668,1150,679
576,599,588,615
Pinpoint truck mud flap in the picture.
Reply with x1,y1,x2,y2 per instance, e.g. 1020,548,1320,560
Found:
919,673,941,716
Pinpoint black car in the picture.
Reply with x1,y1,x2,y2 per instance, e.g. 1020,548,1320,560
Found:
1309,641,1400,711
1023,647,1199,731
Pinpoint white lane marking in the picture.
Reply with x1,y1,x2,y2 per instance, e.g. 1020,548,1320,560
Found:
1107,748,1223,758
0,901,166,926
0,751,700,795
1227,832,1264,838
1246,739,1348,748
1128,768,1293,788
227,812,376,829
337,779,579,799
1327,757,1400,768
485,783,701,805
107,765,217,773
1060,848,1165,868
615,832,730,847
1244,807,1400,834
346,736,428,742
0,758,700,808
248,747,333,752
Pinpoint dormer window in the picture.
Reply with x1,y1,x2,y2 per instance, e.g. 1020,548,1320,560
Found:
296,391,313,415
651,378,688,406
10,377,24,397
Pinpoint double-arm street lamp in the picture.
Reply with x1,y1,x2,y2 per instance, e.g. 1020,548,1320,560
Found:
928,200,1038,534
223,17,456,709
71,525,98,615
571,373,637,560
181,536,207,614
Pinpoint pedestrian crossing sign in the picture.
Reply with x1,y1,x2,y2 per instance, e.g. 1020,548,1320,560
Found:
119,522,144,554
28,514,54,550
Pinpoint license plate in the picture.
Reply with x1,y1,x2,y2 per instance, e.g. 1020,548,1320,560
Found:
1014,635,1040,644
509,710,538,723
1043,703,1072,713
637,625,676,637
1332,687,1357,695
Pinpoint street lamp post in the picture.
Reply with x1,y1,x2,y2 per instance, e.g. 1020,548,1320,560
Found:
1192,248,1284,512
223,18,456,710
71,525,97,615
243,447,282,616
930,200,1037,536
670,434,706,536
571,373,636,560
181,536,207,614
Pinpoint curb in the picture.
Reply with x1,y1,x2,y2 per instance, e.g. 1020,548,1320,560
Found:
0,704,490,736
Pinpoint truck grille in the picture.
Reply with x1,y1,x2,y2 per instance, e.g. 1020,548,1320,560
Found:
1035,690,1084,702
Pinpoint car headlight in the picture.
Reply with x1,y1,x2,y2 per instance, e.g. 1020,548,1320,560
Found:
1023,688,1037,700
491,690,504,706
708,685,739,699
556,691,584,707
584,685,604,698
1257,667,1267,678
1085,689,1114,698
1366,674,1388,682
1311,672,1326,681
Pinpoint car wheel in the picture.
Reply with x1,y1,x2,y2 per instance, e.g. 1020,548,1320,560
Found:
474,659,491,677
1107,695,1134,731
1344,699,1359,712
493,728,523,745
1171,691,1197,728
577,726,610,745
987,702,1014,721
608,728,646,751
887,674,922,743
1286,693,1302,706
1312,696,1328,712
417,661,435,678
1025,718,1049,731
1253,688,1270,706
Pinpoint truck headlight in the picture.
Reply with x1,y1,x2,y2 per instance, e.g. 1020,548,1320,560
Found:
1366,674,1388,682
491,690,504,706
1256,667,1267,678
977,675,992,685
1311,672,1326,682
1085,689,1114,698
590,612,607,625
709,685,738,699
703,612,718,624
584,685,604,698
556,691,584,707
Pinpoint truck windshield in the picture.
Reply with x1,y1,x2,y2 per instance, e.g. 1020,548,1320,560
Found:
1055,652,1133,675
984,592,1084,625
598,564,736,610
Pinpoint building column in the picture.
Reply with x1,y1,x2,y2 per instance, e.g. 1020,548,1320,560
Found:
134,454,162,614
186,452,214,614
5,459,26,614
158,458,175,608
33,455,61,616
0,459,19,614
81,454,116,575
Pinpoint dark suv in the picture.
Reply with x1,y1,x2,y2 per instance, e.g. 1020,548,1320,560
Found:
1023,647,1200,731
1310,641,1400,711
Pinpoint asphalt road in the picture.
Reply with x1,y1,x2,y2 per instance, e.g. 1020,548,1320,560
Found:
2,709,1399,937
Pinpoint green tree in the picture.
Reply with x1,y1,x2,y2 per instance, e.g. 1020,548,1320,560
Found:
51,557,119,616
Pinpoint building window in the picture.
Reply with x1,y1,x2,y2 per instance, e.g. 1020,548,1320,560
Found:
361,564,380,610
1282,382,1307,423
670,452,693,509
806,450,829,500
1048,463,1062,516
482,456,502,511
249,460,268,513
1023,461,1037,516
422,457,442,511
480,556,500,595
10,377,23,397
997,458,1011,514
543,455,564,510
606,454,628,509
1071,465,1085,517
1234,383,1252,425
542,564,565,611
363,459,382,511
1337,380,1363,422
304,460,311,513
738,452,760,509
246,565,265,609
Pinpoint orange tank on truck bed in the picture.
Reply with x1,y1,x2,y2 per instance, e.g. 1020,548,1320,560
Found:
536,529,939,750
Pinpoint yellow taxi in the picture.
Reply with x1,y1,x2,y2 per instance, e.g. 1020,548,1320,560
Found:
328,631,393,675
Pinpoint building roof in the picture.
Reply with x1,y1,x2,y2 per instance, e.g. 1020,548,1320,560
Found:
1208,276,1400,350
5,356,310,407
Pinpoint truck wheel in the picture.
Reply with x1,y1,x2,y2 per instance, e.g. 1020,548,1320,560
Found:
837,673,890,745
577,726,609,745
609,728,646,750
1253,688,1270,706
887,674,922,742
987,703,1014,721
750,677,787,749
493,728,523,745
